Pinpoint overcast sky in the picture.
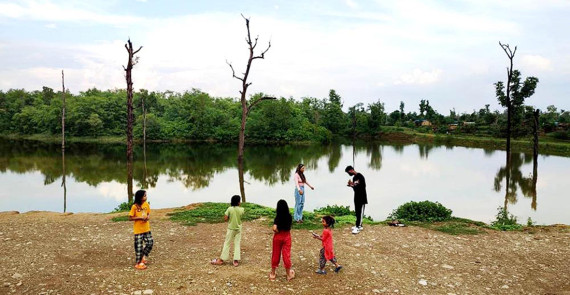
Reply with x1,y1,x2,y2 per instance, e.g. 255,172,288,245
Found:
1,0,568,114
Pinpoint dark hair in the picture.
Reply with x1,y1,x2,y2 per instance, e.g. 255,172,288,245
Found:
134,190,146,206
322,215,336,228
345,165,354,173
274,199,292,231
230,195,241,206
295,163,306,183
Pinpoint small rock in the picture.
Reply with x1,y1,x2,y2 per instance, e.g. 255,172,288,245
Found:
142,290,153,295
133,291,142,295
11,273,22,279
442,264,454,269
3,283,10,287
419,279,428,286
501,285,509,289
16,282,22,287
372,289,380,293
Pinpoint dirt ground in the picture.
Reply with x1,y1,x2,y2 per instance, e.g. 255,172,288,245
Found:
1,208,569,295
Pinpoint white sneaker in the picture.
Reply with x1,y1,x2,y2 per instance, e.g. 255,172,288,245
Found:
351,227,360,234
357,226,363,231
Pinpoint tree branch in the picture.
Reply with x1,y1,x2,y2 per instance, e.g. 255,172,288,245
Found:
246,96,276,115
226,60,244,82
133,46,143,55
252,40,271,60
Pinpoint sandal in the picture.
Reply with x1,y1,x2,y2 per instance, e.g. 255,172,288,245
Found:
287,269,296,281
134,263,147,270
233,260,239,267
141,257,148,264
334,266,343,273
269,272,276,281
210,258,224,265
315,269,326,275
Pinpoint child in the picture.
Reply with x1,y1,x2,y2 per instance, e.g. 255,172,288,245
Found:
128,189,154,270
211,195,244,267
270,200,295,281
312,215,342,274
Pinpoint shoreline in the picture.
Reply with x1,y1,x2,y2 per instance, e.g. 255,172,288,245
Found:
2,131,570,157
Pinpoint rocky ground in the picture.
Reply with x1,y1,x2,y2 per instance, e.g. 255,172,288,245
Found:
1,209,569,295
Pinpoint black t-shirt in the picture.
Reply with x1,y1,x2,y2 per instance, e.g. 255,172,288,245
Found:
352,173,368,204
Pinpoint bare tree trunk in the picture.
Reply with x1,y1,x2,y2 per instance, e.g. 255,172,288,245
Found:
61,70,66,151
123,39,142,202
532,109,539,159
127,157,134,203
123,39,142,164
142,94,146,147
531,109,539,210
227,15,274,202
61,70,67,213
62,148,67,213
499,42,516,158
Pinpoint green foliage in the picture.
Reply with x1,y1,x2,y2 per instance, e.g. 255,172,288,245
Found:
111,215,130,222
313,204,353,216
167,202,376,230
490,207,523,231
389,200,452,222
3,86,569,143
112,200,133,212
550,131,570,140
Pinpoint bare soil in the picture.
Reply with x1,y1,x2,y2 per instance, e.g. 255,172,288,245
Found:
1,209,569,295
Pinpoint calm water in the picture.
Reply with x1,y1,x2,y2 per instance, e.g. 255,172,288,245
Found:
1,140,568,225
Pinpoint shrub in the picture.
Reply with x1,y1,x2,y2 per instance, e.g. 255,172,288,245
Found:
112,200,133,212
389,200,452,222
491,207,522,231
313,205,353,216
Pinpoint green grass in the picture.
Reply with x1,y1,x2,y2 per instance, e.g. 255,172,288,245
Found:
401,217,488,235
111,215,130,222
165,202,378,230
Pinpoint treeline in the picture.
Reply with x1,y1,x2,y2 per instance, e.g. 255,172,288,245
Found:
1,87,569,142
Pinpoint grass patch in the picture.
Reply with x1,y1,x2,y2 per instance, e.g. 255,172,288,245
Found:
111,215,130,222
167,202,378,230
396,217,488,235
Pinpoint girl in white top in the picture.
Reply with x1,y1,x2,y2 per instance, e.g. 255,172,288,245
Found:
293,163,314,223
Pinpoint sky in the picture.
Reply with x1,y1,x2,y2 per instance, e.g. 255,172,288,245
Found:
0,0,569,114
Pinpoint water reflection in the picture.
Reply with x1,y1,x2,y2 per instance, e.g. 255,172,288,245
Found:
493,152,538,210
1,139,568,224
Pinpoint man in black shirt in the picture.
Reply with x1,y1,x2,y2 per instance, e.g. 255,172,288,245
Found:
345,166,368,234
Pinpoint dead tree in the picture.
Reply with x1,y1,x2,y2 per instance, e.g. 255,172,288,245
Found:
227,14,275,202
499,42,516,158
61,70,66,151
123,39,142,203
61,70,67,212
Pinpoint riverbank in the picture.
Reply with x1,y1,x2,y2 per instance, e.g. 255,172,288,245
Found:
1,208,568,294
3,130,570,156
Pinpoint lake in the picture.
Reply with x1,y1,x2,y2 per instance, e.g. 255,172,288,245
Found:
0,139,568,225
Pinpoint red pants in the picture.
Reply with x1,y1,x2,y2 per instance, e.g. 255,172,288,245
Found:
271,231,291,269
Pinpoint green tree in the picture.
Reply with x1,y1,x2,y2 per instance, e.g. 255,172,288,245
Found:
495,42,539,154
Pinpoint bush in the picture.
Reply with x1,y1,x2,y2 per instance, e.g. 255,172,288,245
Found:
389,201,452,222
313,205,353,216
550,131,570,140
112,201,133,212
491,207,522,231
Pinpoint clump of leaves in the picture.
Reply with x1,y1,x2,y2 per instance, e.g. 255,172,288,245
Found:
313,204,353,216
112,200,133,213
389,200,452,222
491,207,522,231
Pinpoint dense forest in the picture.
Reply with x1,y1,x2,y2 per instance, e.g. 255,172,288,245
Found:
1,87,569,142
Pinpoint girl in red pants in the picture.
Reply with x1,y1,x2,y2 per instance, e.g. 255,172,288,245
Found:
270,199,295,281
